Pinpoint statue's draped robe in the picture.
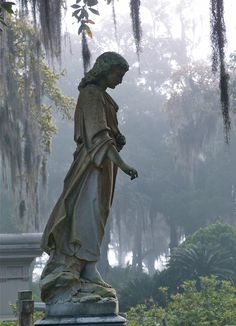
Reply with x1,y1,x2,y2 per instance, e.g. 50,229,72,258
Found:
41,84,120,262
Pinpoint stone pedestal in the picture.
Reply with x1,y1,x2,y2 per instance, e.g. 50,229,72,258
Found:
37,257,127,326
0,233,42,320
35,300,127,326
35,315,127,326
45,301,118,317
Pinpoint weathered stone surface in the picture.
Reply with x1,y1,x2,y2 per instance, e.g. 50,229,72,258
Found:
17,291,34,326
45,299,118,317
34,314,127,325
41,272,117,306
0,233,42,320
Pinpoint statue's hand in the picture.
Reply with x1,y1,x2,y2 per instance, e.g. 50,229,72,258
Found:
106,146,138,180
122,164,138,180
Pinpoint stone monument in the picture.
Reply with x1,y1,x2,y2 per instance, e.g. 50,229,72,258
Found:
36,52,138,326
0,233,42,320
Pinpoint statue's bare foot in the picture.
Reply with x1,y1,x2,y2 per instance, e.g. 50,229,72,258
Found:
81,261,112,288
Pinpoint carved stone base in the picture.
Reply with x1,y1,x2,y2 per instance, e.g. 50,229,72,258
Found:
0,233,42,320
46,301,118,317
37,253,126,325
34,315,127,326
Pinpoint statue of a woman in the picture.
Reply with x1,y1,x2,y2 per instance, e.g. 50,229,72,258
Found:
40,52,138,306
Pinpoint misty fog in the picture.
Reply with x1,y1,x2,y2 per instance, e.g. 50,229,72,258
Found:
2,0,236,278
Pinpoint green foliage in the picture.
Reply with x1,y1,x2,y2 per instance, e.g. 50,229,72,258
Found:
0,309,44,326
0,322,15,326
169,243,234,281
0,2,15,28
8,16,76,151
182,223,236,279
71,0,102,39
183,223,236,252
70,0,102,71
127,276,236,326
0,14,76,231
128,224,236,304
127,304,166,326
118,273,154,311
163,224,236,292
167,276,236,326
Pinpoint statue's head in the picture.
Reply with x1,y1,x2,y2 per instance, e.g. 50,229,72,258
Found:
78,52,129,90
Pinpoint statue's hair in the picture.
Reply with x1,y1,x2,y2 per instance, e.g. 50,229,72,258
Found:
78,52,129,90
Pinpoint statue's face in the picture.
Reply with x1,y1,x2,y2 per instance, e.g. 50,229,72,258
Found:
105,66,127,89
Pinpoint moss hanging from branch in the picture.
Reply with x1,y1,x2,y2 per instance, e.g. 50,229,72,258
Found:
38,0,62,58
210,0,230,142
0,18,43,231
71,0,97,74
82,29,91,74
111,0,118,44
19,0,63,59
130,0,142,58
0,16,75,232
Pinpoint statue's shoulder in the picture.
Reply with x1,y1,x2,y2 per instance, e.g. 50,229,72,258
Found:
78,84,106,109
79,84,103,98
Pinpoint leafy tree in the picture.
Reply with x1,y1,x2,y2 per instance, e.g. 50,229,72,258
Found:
167,276,236,326
0,16,75,232
165,223,236,290
127,276,236,325
169,243,234,283
127,304,166,326
183,223,236,266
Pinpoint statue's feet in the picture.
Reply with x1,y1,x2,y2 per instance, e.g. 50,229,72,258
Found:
81,262,112,288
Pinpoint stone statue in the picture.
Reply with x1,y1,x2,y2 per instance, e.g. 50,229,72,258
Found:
39,52,138,316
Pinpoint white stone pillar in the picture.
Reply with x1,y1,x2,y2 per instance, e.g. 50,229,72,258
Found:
0,233,42,320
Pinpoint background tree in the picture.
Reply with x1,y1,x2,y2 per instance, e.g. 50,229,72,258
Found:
0,16,75,231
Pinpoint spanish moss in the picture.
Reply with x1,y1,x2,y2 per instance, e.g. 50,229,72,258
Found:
210,0,230,142
112,0,118,45
130,0,142,57
0,18,45,231
82,30,91,74
38,0,62,59
19,0,63,59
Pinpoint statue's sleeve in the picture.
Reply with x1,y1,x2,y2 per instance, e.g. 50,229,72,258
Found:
79,86,115,167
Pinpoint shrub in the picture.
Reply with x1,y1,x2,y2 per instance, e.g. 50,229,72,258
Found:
164,223,236,291
127,276,236,326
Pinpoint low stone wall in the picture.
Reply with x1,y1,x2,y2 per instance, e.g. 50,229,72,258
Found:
0,233,42,320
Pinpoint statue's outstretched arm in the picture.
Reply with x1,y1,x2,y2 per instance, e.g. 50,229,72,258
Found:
107,145,138,180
